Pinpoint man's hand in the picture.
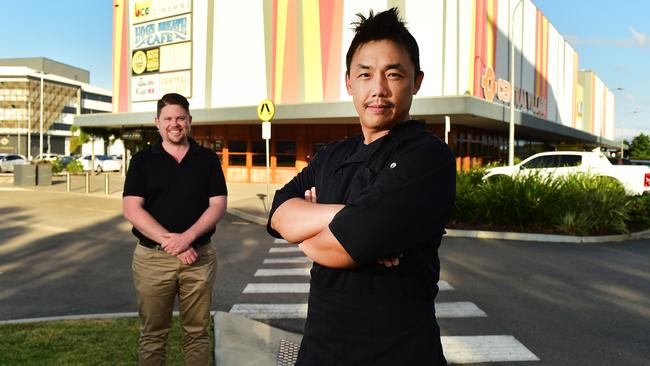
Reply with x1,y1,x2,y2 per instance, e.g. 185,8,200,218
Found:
304,186,400,268
377,257,400,267
161,232,195,256
177,247,198,265
304,186,317,203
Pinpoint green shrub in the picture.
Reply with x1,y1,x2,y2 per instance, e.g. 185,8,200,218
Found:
51,159,65,174
66,160,84,174
452,170,634,235
626,194,650,226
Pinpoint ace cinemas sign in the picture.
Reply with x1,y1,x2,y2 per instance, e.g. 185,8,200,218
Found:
480,66,547,118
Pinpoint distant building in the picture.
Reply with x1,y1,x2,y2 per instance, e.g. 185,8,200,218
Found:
0,57,112,157
77,0,618,183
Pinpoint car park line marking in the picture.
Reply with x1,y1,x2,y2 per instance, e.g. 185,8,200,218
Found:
243,283,310,293
229,302,486,320
255,268,311,277
274,239,289,244
269,247,302,253
441,335,539,363
263,257,312,264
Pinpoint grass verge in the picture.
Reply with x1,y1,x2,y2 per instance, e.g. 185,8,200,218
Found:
0,317,214,366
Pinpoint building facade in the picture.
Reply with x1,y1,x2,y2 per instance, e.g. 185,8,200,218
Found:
0,58,112,158
76,0,618,183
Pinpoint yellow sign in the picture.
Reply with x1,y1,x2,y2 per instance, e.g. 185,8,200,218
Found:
132,50,147,75
146,49,159,72
257,99,275,122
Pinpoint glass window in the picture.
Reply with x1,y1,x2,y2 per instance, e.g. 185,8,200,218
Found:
523,155,556,169
228,140,246,153
559,155,582,167
276,141,296,154
229,155,246,166
275,141,296,168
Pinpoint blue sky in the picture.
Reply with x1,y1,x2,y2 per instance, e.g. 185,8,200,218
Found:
0,0,646,140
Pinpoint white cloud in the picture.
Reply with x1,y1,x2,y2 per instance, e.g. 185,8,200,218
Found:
565,29,649,48
629,28,648,47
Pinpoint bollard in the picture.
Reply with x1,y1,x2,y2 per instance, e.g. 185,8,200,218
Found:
66,172,71,192
105,173,109,195
85,172,90,194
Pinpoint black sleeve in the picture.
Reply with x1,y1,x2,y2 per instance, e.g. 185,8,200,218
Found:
123,152,147,198
208,153,228,197
266,149,322,238
329,140,456,266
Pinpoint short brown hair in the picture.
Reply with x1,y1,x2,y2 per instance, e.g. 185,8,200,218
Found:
157,93,190,117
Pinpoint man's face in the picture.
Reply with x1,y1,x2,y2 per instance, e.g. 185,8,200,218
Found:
346,39,423,134
155,104,191,145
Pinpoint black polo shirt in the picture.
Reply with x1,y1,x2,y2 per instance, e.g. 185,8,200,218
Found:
268,120,455,365
124,138,227,248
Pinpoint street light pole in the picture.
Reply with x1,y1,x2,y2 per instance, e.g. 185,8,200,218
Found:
39,73,44,159
28,101,31,160
509,0,524,166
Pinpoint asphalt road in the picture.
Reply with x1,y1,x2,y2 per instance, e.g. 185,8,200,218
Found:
0,188,648,365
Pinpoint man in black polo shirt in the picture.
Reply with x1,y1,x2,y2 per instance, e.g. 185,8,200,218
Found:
123,93,227,365
268,8,455,365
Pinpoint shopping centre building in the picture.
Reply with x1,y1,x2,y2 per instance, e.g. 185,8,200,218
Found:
0,58,112,157
76,0,618,183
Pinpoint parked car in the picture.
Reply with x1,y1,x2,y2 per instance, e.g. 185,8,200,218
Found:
0,154,28,172
55,155,77,168
35,153,60,162
484,150,650,196
78,154,122,172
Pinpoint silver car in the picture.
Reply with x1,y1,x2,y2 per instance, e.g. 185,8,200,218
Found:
0,154,28,172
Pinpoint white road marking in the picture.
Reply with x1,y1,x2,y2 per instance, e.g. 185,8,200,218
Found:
229,302,486,320
230,304,308,319
273,239,289,244
435,302,487,318
242,282,453,294
438,280,453,291
263,257,312,264
442,335,539,363
269,247,302,253
255,268,310,277
243,283,310,293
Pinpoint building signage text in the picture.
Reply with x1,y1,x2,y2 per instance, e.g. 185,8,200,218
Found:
132,15,191,50
131,0,192,25
480,66,547,118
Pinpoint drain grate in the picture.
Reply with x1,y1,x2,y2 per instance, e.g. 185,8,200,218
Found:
276,339,300,365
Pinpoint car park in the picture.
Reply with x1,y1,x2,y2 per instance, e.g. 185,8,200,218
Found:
78,154,122,172
0,154,28,172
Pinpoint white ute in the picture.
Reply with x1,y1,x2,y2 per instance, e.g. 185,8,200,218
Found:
484,149,650,196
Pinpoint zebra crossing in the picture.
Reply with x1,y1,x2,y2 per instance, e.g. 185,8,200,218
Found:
229,238,539,364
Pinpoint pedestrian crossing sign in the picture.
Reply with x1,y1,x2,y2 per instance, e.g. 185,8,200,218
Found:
257,99,275,122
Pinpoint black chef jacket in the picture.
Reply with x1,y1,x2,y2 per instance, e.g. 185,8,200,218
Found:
268,120,455,365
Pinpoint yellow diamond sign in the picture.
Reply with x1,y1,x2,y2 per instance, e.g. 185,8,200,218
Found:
257,99,275,122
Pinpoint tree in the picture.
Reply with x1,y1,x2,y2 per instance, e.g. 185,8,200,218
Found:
628,133,650,159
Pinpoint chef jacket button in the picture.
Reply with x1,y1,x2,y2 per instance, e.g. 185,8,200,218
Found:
389,162,397,169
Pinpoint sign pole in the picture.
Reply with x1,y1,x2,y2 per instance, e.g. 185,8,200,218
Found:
265,137,270,209
257,99,275,211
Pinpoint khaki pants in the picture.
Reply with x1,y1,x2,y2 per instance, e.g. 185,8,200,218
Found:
132,243,217,366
